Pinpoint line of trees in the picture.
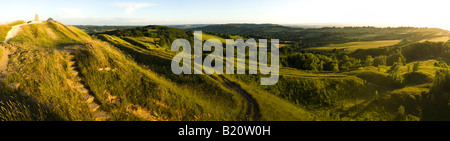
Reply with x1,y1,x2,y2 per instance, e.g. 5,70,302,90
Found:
281,52,363,72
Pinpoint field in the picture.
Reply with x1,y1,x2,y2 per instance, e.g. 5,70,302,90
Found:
194,32,227,43
304,40,401,51
420,36,450,42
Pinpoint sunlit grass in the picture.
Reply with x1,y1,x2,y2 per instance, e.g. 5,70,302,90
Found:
305,40,401,51
194,32,227,43
90,34,246,120
420,36,450,42
0,20,26,43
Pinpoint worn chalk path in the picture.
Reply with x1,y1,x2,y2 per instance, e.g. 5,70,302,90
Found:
0,23,26,77
4,23,26,44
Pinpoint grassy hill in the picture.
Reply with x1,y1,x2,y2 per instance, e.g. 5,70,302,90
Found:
0,22,246,121
0,21,316,121
2,21,450,121
191,24,450,51
72,25,142,35
95,28,313,121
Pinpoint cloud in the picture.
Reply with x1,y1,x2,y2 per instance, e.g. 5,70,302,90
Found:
57,8,86,19
112,2,155,15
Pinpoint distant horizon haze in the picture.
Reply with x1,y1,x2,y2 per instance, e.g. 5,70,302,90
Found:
2,0,450,30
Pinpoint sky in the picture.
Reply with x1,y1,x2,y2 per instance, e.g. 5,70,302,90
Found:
1,0,450,30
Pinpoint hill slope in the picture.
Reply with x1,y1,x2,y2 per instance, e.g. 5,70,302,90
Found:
0,21,314,121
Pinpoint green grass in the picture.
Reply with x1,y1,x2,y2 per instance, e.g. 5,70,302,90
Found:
92,34,248,121
420,36,450,42
223,58,444,121
0,81,58,121
194,32,227,43
11,21,90,47
304,40,401,51
2,21,247,121
95,33,324,121
3,47,91,120
353,60,440,77
0,20,26,43
121,36,157,50
223,74,315,121
333,59,443,120
3,20,445,121
1,21,95,120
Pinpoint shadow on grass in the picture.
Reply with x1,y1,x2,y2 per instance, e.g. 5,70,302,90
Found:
0,82,63,121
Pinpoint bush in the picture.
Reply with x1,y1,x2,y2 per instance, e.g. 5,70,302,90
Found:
404,72,433,85
373,55,387,66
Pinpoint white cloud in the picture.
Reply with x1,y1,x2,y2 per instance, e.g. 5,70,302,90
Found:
57,8,86,19
112,2,155,15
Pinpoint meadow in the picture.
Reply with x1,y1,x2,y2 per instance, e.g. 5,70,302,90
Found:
304,40,401,51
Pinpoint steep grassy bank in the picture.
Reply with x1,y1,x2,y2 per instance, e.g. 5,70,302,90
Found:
2,21,94,120
93,34,247,120
96,33,317,121
2,22,246,121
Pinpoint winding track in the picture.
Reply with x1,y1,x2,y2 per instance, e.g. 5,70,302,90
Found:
4,23,26,44
0,23,26,76
216,75,261,121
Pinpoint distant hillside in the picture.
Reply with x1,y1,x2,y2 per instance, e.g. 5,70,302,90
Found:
166,24,209,29
189,23,292,35
191,24,450,49
98,25,194,49
73,25,142,34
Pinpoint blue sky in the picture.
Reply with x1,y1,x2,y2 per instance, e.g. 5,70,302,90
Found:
1,0,450,29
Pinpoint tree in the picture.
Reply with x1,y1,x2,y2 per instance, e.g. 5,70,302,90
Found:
398,105,406,120
388,62,404,88
340,55,360,71
374,90,379,100
332,61,339,72
413,61,420,72
373,55,387,66
388,62,401,73
387,49,405,66
365,55,374,66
